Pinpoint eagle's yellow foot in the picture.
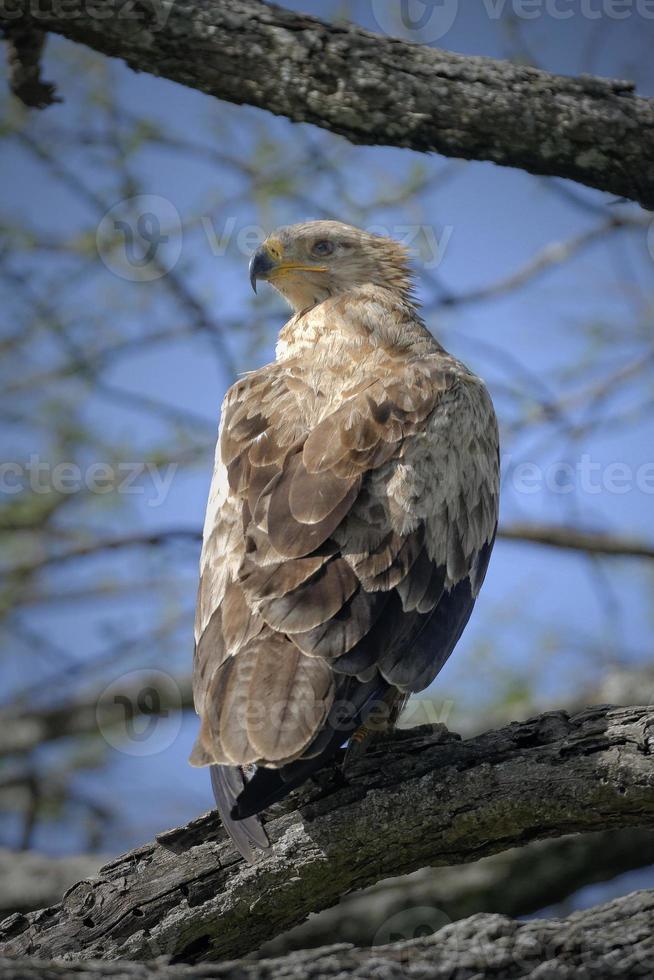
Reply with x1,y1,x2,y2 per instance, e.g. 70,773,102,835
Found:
343,723,375,767
344,691,408,769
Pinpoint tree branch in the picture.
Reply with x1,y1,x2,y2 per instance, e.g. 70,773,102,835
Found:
498,524,654,561
7,530,202,579
3,25,59,108
0,889,652,977
9,521,653,583
2,1,654,207
0,675,194,756
436,214,651,308
258,828,654,956
1,705,652,964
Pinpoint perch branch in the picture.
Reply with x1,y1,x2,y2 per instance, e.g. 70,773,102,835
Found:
0,705,652,963
0,890,652,977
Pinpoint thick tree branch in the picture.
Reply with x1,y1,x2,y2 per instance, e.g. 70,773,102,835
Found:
259,828,654,955
2,1,653,207
1,705,652,964
4,827,652,928
0,889,652,977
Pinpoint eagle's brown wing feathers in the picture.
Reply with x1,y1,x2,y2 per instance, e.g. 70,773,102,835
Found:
191,352,498,778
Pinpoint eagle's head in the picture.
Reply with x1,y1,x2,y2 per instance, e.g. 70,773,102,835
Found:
249,220,414,312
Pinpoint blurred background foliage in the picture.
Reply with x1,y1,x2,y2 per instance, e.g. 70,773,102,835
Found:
1,0,654,940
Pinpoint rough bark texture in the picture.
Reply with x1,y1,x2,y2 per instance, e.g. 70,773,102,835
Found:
3,0,654,207
258,827,654,956
4,826,651,928
1,705,652,965
1,889,653,978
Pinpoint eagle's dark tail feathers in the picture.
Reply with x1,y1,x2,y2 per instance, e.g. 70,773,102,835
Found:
212,676,390,862
210,764,271,864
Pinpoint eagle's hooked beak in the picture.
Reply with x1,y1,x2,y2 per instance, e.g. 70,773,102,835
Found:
249,239,283,294
249,237,328,293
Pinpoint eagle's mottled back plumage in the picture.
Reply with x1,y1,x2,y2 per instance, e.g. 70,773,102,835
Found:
190,221,499,861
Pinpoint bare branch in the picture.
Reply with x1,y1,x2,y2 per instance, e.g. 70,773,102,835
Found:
0,675,194,756
2,2,654,206
436,214,650,308
6,530,202,579
6,610,193,708
499,525,654,561
9,522,652,583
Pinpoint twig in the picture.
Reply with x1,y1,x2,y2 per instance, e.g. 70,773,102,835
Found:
499,524,654,561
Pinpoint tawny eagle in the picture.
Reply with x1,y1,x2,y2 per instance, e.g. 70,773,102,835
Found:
190,221,499,861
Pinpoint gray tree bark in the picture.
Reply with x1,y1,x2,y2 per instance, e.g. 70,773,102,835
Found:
0,888,653,978
3,827,652,927
2,0,654,207
257,827,654,956
1,705,652,965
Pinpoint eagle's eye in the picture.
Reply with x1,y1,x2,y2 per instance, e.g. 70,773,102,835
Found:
311,240,335,258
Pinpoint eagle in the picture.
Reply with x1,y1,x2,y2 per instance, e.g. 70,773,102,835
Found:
190,220,499,861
